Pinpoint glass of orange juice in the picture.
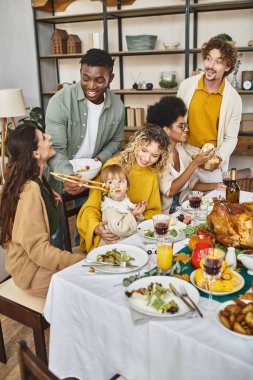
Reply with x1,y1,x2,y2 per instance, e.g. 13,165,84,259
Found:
157,237,173,274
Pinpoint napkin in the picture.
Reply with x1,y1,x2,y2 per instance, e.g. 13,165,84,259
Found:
129,307,198,325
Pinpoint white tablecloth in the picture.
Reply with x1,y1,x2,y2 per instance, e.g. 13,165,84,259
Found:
44,227,253,380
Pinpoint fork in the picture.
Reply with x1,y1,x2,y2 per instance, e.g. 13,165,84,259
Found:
180,284,203,318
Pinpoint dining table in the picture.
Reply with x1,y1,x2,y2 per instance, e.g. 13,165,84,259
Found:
44,190,253,380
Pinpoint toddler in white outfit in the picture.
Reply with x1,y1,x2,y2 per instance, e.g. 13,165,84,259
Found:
100,164,147,243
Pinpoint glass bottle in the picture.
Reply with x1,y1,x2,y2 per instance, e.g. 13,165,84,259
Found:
226,168,240,203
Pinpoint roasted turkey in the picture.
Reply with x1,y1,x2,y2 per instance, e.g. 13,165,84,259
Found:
207,200,253,248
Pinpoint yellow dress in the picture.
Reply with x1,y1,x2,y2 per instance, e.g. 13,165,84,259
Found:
77,157,161,252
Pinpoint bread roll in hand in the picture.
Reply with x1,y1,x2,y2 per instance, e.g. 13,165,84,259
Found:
192,143,222,171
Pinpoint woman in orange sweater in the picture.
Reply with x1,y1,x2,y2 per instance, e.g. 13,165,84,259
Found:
0,124,84,297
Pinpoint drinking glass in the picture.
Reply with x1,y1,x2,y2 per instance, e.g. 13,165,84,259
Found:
222,171,231,187
200,248,225,311
196,201,208,223
188,191,203,226
152,214,170,239
157,237,173,274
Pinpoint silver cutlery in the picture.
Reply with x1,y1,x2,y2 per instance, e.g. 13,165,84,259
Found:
82,260,138,268
180,284,203,318
169,283,195,312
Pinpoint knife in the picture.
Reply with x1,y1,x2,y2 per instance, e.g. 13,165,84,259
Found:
169,283,195,312
82,260,138,268
183,292,203,318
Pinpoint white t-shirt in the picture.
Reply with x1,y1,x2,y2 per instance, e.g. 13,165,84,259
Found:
170,157,188,192
74,99,104,159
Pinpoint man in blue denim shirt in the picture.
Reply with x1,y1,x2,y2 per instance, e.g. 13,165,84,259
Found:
46,48,124,195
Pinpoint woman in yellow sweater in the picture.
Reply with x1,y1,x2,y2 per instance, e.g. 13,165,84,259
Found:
0,124,84,297
77,125,169,252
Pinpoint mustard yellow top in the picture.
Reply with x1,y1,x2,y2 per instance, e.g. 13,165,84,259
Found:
77,156,162,252
187,76,225,148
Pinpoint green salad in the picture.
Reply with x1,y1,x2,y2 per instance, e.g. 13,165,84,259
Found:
96,248,135,265
125,282,179,314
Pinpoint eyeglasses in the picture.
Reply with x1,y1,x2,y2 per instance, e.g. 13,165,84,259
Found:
172,122,188,132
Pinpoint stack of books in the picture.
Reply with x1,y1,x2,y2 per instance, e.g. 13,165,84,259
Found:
125,107,145,128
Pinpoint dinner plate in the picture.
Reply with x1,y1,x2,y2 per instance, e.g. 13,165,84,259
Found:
126,276,200,317
137,219,186,241
181,199,214,213
86,244,148,274
190,270,245,296
216,300,253,339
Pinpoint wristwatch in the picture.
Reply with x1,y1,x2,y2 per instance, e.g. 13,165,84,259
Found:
242,80,252,90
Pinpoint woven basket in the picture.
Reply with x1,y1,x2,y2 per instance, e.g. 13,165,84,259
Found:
126,35,157,51
237,178,253,192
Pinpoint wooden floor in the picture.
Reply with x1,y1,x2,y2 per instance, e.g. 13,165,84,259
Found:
0,315,50,379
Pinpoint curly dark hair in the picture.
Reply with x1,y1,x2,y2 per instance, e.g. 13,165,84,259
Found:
202,37,238,76
80,48,115,73
0,124,52,246
146,96,187,127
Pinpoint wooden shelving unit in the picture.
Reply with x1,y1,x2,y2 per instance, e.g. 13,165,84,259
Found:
34,0,253,144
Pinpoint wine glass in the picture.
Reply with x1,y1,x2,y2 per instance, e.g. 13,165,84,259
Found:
200,248,225,311
188,191,203,226
152,214,170,239
222,170,231,187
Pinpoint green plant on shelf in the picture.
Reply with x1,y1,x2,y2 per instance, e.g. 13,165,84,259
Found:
159,74,178,89
18,107,45,132
214,33,233,42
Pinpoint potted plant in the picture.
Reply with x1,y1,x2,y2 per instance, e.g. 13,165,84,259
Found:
18,106,45,132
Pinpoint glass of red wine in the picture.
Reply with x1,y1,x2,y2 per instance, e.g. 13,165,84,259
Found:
152,214,170,239
188,191,203,226
200,248,225,311
222,170,231,187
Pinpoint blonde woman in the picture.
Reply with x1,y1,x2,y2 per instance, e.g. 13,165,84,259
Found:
77,125,169,252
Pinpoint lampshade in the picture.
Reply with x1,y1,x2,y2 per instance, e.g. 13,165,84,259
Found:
0,89,26,118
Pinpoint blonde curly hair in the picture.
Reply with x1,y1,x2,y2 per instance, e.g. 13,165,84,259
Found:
117,124,169,174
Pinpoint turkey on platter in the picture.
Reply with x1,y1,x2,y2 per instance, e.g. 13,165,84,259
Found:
207,200,253,248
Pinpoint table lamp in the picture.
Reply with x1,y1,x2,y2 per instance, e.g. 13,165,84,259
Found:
0,89,26,181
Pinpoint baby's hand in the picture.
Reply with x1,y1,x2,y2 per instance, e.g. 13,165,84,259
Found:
132,200,147,217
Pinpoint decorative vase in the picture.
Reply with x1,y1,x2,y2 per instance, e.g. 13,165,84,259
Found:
159,71,179,89
231,72,239,90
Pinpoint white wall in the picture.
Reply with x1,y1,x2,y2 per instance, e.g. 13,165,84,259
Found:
0,0,40,111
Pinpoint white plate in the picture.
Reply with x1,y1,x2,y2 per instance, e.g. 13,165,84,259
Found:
181,199,214,213
69,158,102,180
86,244,148,274
190,270,245,296
216,300,253,339
137,219,186,241
126,276,200,317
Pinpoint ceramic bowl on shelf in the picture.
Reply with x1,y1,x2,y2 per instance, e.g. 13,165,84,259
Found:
126,35,157,51
163,42,180,50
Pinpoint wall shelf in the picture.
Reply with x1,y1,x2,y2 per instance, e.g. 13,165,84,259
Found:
34,0,253,147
